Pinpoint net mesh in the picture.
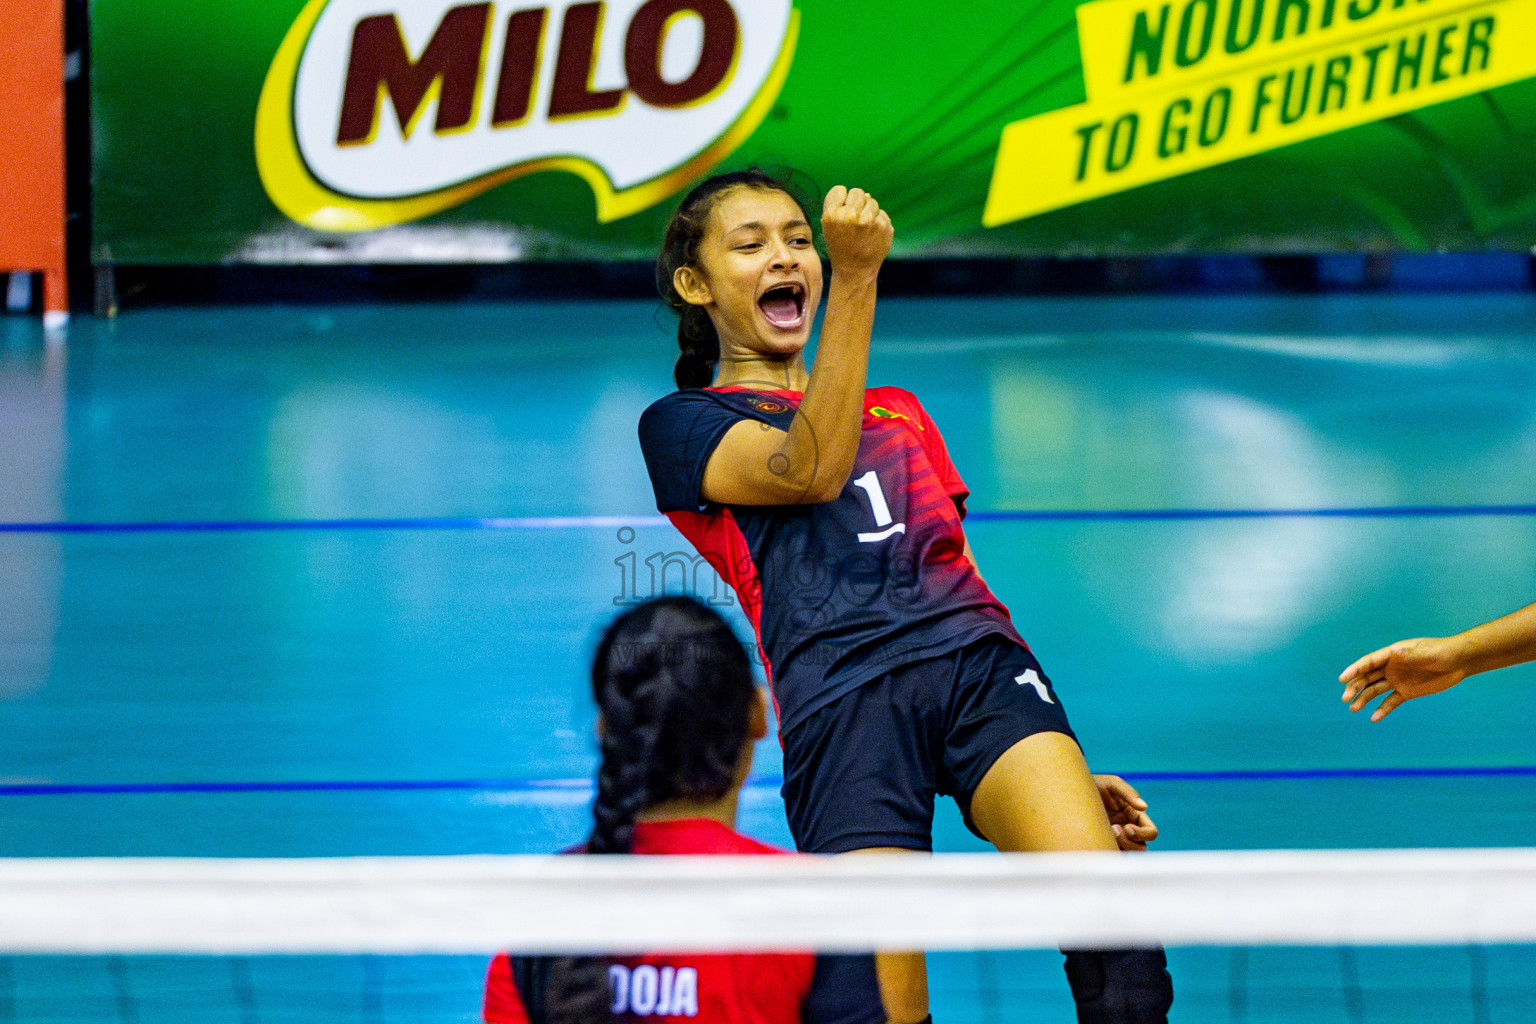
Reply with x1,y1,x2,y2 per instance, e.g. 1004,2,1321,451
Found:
4,850,1536,1023
9,947,1536,1024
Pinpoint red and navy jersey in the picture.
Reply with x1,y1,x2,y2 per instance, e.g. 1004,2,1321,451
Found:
638,385,1025,737
482,819,882,1024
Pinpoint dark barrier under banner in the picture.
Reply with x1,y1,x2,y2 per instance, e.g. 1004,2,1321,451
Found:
91,0,1536,263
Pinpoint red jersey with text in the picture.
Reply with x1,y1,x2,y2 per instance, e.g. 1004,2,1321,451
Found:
638,385,1025,736
481,819,881,1024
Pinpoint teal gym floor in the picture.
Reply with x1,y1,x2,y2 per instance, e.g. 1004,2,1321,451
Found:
2,291,1535,1021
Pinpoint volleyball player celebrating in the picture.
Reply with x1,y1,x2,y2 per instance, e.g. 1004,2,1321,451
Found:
483,595,884,1024
637,171,1171,1024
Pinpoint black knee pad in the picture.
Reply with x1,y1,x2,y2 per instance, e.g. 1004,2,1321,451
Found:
1062,948,1173,1024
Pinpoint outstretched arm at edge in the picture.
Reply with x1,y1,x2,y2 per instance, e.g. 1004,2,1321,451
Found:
1340,601,1536,721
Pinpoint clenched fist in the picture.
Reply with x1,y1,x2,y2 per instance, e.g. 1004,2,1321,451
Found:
821,186,893,278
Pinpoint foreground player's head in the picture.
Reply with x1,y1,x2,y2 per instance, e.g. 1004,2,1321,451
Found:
587,595,760,854
550,598,760,1021
657,169,821,389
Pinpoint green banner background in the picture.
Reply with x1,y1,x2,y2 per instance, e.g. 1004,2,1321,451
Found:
91,0,1536,264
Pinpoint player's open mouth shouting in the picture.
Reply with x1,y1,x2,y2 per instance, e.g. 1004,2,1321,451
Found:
759,282,807,330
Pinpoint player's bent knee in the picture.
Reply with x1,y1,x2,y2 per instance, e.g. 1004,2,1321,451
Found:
1061,948,1173,1024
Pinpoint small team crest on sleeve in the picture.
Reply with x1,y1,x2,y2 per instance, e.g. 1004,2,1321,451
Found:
869,405,922,429
750,398,788,414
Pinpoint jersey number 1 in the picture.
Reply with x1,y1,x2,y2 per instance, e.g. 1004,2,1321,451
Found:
852,471,907,543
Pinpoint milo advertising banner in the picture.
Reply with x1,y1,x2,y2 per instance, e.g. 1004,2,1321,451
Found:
90,0,1536,263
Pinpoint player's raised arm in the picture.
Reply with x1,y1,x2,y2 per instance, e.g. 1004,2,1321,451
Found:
701,186,893,506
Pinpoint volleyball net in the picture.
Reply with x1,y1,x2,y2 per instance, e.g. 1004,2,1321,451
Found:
7,849,1536,954
5,849,1536,1022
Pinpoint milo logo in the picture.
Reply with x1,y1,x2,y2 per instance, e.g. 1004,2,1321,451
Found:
255,0,799,231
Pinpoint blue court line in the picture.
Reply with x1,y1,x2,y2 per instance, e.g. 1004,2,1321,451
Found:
0,516,669,534
1124,766,1536,782
3,505,1536,534
4,766,1536,797
0,778,595,797
964,504,1536,523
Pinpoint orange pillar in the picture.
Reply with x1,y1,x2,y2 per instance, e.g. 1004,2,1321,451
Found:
0,0,69,322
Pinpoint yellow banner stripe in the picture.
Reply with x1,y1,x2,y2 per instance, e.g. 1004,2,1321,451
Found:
984,0,1536,226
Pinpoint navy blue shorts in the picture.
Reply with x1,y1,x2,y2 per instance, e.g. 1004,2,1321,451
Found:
780,634,1077,854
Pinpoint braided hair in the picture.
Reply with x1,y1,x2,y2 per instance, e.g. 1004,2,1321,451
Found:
538,597,758,1024
656,169,816,390
587,595,758,854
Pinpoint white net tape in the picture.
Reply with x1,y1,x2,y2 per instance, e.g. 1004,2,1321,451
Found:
4,848,1536,954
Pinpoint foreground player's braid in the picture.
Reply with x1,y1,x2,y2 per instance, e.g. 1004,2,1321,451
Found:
588,596,756,850
586,646,661,856
543,597,758,1024
657,168,815,390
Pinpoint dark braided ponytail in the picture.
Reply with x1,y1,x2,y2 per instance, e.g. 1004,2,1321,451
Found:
587,595,757,851
656,169,816,390
538,597,758,1024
